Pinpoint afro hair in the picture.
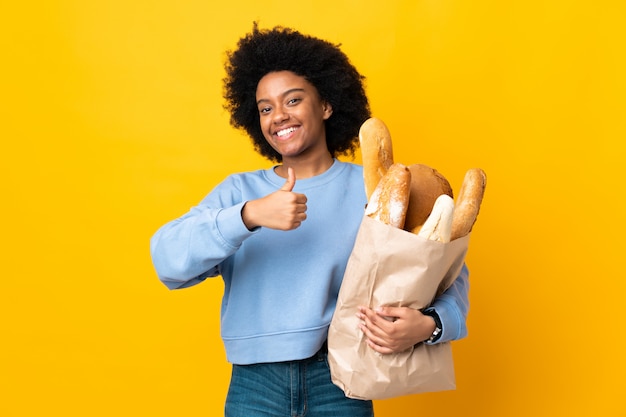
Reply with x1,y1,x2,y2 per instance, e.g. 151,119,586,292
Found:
223,23,371,162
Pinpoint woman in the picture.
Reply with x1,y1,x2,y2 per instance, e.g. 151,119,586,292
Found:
150,24,469,417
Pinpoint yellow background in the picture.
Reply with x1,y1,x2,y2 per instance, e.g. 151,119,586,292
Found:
2,1,625,416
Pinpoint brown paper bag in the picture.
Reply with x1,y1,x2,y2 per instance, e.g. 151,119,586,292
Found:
328,215,470,400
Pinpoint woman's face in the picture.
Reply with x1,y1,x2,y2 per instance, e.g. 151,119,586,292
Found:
256,71,333,161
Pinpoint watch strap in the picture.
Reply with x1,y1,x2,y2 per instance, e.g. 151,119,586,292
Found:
422,309,443,343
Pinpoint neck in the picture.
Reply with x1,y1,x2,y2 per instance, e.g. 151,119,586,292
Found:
275,153,334,179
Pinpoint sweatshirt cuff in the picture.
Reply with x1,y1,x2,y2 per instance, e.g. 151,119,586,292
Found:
214,202,259,247
427,294,467,344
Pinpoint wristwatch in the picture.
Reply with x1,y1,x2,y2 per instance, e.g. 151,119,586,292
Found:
422,309,442,343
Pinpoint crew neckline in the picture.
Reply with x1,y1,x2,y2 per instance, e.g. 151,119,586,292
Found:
264,159,347,189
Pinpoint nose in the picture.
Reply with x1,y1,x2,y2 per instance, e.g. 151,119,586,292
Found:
272,106,289,124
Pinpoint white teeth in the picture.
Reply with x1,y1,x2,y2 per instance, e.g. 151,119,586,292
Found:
276,127,297,137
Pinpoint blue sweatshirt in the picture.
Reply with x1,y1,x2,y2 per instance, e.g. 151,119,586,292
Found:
150,160,469,365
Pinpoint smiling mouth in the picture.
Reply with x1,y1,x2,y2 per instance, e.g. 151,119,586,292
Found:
275,126,298,138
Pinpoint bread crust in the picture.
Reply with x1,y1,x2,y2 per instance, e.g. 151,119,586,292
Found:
359,117,394,200
364,163,411,229
417,194,455,243
450,168,487,240
404,164,454,234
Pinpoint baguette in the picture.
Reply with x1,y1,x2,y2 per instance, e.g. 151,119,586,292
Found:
417,194,455,243
450,168,487,240
404,164,454,234
359,117,394,200
364,163,411,229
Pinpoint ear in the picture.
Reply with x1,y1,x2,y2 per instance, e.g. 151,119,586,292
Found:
322,102,333,120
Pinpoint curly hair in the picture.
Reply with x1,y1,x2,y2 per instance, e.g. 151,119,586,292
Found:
223,23,371,162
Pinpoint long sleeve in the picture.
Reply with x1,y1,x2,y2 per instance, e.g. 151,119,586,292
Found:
150,195,258,289
428,263,470,343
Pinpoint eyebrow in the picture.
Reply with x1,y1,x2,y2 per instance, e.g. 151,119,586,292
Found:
256,88,306,105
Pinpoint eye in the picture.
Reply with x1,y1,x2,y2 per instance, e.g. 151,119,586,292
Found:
259,106,272,114
287,97,301,106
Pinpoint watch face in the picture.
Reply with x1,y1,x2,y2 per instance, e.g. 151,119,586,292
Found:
428,327,441,343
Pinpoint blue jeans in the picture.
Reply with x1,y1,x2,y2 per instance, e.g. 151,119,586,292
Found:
225,345,374,417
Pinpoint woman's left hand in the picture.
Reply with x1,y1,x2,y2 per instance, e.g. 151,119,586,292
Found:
356,306,436,354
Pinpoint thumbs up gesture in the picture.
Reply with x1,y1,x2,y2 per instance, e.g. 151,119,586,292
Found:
242,167,308,231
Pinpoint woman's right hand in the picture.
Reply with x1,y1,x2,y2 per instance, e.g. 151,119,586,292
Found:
241,167,307,230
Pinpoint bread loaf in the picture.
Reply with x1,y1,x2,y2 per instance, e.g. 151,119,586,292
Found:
404,164,454,234
359,117,394,200
417,194,455,243
364,163,411,229
450,168,487,240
